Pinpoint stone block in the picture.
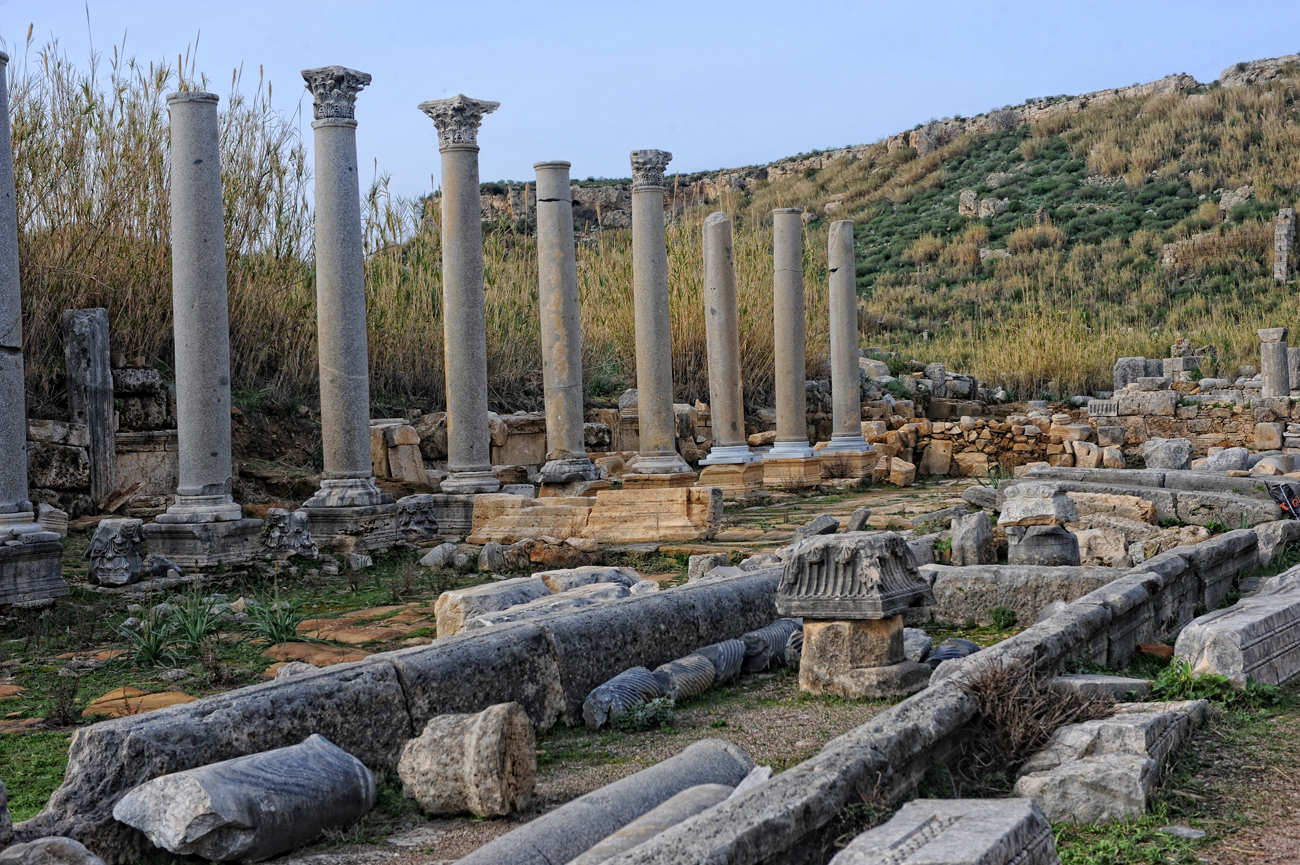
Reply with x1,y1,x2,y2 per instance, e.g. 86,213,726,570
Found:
1073,441,1102,469
1087,399,1118,418
918,439,952,475
26,440,91,491
434,577,552,637
1102,447,1125,469
887,457,916,487
830,798,1058,865
1113,357,1149,392
397,703,534,817
952,451,990,477
1074,527,1130,567
1141,438,1192,470
794,513,840,539
621,471,698,490
386,443,426,484
467,494,592,544
301,504,402,554
114,430,180,498
922,564,1115,627
1050,674,1152,701
762,456,824,490
140,518,263,572
0,541,67,607
1096,426,1126,448
1006,525,1081,566
802,616,904,674
111,734,376,862
999,482,1079,527
1066,492,1156,524
1206,447,1250,472
1117,391,1177,416
537,565,640,593
697,461,764,499
1174,572,1300,686
777,531,935,619
950,511,995,566
1256,422,1285,451
582,487,722,543
0,838,105,865
800,656,932,699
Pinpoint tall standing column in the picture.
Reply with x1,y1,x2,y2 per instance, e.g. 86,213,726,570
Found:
698,212,754,465
824,219,871,454
534,160,598,486
301,66,391,510
419,95,500,495
626,149,693,483
766,208,815,459
1259,327,1290,398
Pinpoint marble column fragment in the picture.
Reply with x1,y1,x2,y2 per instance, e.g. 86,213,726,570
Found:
1275,208,1296,282
765,209,815,459
1259,327,1290,398
824,220,871,454
698,212,755,465
62,308,116,502
1288,347,1300,395
627,149,693,480
301,66,392,509
0,51,65,602
419,95,501,494
534,161,598,484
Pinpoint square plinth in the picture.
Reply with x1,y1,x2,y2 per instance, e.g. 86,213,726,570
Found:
803,616,905,672
763,456,824,490
583,486,723,543
817,449,879,480
621,471,699,489
697,462,765,500
300,503,401,553
539,479,611,498
0,541,68,606
141,518,263,572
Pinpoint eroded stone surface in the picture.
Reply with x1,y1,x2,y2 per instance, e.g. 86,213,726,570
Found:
434,577,551,636
1174,569,1300,686
830,798,1059,865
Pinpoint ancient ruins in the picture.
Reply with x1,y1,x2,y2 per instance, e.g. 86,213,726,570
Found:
2,40,1300,865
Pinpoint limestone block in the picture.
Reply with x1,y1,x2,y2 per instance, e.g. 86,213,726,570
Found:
466,584,634,630
697,462,764,499
397,702,534,817
846,507,873,532
1050,674,1151,701
387,443,426,484
950,511,995,566
568,784,734,865
1073,441,1102,469
582,487,723,544
794,513,840,539
1074,527,1131,567
829,798,1059,865
455,739,753,865
1016,753,1156,824
1102,447,1125,469
918,439,952,475
0,838,106,865
0,542,68,607
903,628,932,663
1117,391,1177,417
467,494,593,544
887,457,916,487
26,440,92,491
777,531,935,619
434,577,552,636
537,565,640,593
801,617,903,674
952,451,990,477
762,456,824,490
922,564,1115,627
86,518,144,586
1096,426,1126,448
369,424,391,477
1254,519,1300,567
141,518,264,572
998,483,1079,527
1206,447,1250,472
1141,437,1193,470
1066,493,1156,524
111,734,376,862
1173,574,1300,686
1256,422,1285,451
622,471,698,490
1006,525,1081,566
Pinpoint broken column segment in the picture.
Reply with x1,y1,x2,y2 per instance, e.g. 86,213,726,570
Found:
0,49,65,605
112,733,376,862
763,207,821,488
142,91,262,570
698,212,761,498
778,531,934,697
623,149,695,489
418,95,501,495
1275,207,1296,282
534,160,601,494
823,220,873,470
62,308,116,503
1259,326,1290,398
830,798,1060,865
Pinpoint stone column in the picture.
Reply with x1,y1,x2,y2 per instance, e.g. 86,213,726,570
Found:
767,209,814,459
1259,327,1290,398
144,92,261,569
0,50,65,603
626,149,693,485
1275,208,1296,282
1288,347,1300,396
698,212,755,465
300,66,391,511
824,219,871,455
534,160,598,489
62,308,116,503
418,95,500,495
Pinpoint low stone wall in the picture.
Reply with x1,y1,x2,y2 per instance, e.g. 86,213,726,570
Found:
607,529,1263,864
17,570,780,862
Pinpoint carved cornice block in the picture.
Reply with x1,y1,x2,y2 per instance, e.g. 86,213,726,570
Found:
776,531,934,619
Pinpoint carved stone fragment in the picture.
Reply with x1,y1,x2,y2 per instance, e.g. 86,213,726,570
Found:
776,531,934,619
396,494,440,541
830,798,1060,865
259,509,318,560
85,518,144,586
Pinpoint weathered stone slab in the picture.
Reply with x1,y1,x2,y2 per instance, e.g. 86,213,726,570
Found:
777,531,934,619
950,511,994,566
998,483,1078,527
921,565,1117,627
397,702,534,817
457,739,753,865
1174,569,1300,686
465,584,631,630
1049,674,1152,701
434,577,551,636
829,798,1059,865
536,565,640,593
112,734,375,862
582,487,723,543
568,784,733,865
800,617,930,699
139,518,263,572
466,494,592,544
0,542,67,607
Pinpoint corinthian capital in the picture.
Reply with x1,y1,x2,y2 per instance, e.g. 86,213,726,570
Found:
301,66,372,121
630,150,672,189
418,94,500,148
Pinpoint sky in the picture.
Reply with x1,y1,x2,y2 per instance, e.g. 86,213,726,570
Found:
4,1,1300,198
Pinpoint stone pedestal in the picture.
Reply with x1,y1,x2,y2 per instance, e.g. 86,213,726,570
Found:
535,161,599,486
825,219,872,456
622,472,698,490
1259,327,1290,398
539,478,610,498
698,462,764,500
419,95,501,495
425,493,477,538
699,212,756,468
301,505,402,553
766,208,816,460
816,448,878,479
0,539,66,606
799,617,931,699
583,487,722,543
629,150,693,476
763,456,824,490
142,519,263,571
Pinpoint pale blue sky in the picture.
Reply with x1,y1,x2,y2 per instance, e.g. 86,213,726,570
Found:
3,1,1299,197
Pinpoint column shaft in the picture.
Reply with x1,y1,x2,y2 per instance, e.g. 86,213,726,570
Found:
158,92,241,522
535,161,597,482
699,212,754,464
826,219,869,451
1259,327,1290,398
0,48,32,527
767,208,814,458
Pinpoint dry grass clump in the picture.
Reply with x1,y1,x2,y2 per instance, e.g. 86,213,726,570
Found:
1005,222,1065,254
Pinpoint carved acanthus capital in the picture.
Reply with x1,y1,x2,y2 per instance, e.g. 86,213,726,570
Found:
630,149,672,189
418,94,500,148
301,66,371,121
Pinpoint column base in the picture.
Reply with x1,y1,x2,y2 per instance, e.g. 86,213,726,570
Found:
798,617,929,698
583,486,723,543
763,456,824,490
765,440,817,460
301,503,402,553
698,444,758,465
441,471,501,495
0,539,67,606
814,447,880,479
142,518,264,572
538,456,600,484
698,462,765,500
823,435,874,454
539,478,611,498
424,493,478,538
154,494,244,524
302,477,394,508
630,452,695,475
622,471,698,490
